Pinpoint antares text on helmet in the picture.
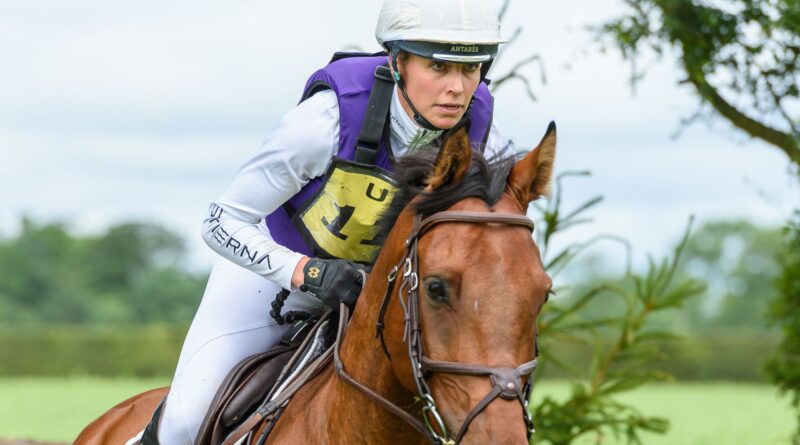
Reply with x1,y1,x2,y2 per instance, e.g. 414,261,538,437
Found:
449,45,480,53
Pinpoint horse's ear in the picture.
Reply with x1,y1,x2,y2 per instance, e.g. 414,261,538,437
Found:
426,126,472,189
507,121,557,204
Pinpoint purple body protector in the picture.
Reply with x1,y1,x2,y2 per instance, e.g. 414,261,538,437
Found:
264,54,495,258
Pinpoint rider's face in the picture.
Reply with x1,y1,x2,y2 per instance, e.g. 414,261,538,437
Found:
394,53,482,130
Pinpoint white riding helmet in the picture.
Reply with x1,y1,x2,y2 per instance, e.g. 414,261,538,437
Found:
376,0,506,63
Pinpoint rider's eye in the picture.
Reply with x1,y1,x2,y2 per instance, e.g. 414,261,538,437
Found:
464,63,480,72
425,278,449,303
431,62,446,72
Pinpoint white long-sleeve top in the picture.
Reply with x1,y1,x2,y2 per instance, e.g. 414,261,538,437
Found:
202,86,515,290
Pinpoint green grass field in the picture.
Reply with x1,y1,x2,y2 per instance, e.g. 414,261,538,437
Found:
532,382,796,445
0,377,170,442
0,378,794,444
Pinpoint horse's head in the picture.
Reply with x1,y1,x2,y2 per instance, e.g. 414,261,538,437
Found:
367,123,556,444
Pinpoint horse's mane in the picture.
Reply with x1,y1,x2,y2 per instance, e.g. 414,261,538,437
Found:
373,145,517,255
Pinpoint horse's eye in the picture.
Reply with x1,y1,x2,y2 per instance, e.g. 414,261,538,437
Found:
425,279,449,303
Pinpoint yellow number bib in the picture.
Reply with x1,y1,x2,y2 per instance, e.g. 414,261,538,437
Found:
297,159,397,263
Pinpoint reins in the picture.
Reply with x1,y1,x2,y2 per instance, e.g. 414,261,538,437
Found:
334,210,539,445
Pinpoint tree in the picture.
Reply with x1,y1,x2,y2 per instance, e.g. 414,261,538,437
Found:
597,1,800,440
0,219,205,325
598,0,800,164
485,2,706,443
0,218,84,323
84,223,185,293
766,211,800,444
677,219,783,330
530,172,705,445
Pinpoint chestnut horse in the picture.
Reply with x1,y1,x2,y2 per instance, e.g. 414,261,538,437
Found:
76,122,556,445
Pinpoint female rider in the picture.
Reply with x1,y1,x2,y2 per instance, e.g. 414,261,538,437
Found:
156,0,514,443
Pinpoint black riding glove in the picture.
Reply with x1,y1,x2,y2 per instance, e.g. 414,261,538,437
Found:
299,258,366,311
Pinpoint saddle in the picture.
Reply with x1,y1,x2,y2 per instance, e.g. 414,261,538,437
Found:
194,311,337,445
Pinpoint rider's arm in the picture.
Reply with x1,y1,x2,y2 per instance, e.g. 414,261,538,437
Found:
201,90,340,290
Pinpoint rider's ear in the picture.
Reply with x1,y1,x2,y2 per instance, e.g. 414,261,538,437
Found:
426,126,472,189
507,121,557,204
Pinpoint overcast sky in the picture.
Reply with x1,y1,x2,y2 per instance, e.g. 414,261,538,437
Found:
2,0,797,273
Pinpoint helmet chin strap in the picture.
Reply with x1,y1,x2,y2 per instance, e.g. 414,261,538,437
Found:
390,50,446,132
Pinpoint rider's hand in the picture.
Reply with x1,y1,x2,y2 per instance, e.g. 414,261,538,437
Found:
299,258,366,311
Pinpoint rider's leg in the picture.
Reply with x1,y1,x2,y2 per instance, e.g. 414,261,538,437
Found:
157,257,321,445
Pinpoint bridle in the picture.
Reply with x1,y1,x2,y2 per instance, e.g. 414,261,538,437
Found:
333,210,539,444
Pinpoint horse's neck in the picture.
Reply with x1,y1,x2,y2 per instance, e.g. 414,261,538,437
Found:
327,215,424,443
271,213,424,443
329,281,421,442
269,305,420,444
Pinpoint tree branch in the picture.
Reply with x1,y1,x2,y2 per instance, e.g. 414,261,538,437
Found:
683,55,800,165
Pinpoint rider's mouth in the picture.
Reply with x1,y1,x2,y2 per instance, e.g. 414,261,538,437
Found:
435,104,464,114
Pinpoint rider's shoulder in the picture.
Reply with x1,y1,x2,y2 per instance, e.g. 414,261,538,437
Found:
305,53,388,95
322,52,387,70
297,88,338,110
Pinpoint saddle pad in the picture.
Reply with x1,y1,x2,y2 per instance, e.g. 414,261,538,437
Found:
195,345,295,445
267,319,333,403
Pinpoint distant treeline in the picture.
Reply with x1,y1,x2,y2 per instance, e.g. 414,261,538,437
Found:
559,219,784,334
0,218,207,325
0,217,785,381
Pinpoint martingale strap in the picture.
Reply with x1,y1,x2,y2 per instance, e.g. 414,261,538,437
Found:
340,209,539,444
334,305,433,439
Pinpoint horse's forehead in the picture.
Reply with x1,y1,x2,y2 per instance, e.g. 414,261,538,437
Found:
423,198,544,272
447,193,522,214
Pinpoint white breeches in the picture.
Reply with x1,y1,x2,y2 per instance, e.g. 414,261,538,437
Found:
157,257,322,445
